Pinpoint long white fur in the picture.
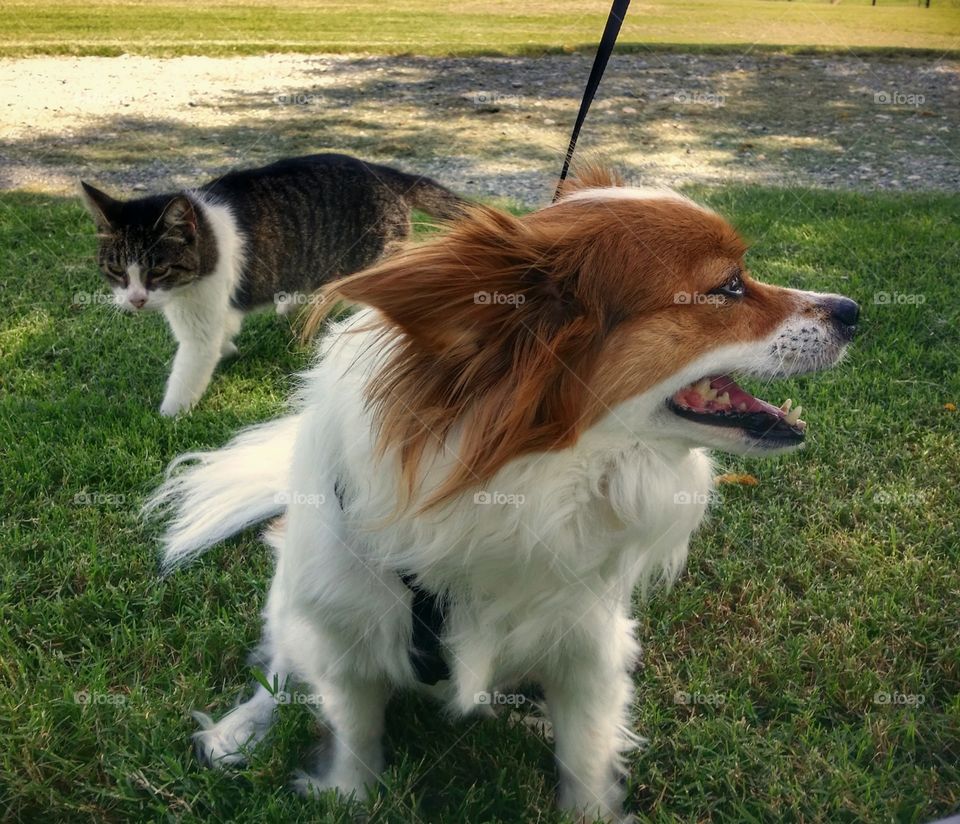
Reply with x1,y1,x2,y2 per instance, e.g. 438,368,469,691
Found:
145,413,301,572
147,273,849,821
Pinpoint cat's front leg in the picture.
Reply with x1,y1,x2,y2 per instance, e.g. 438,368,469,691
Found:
160,337,223,416
160,300,228,416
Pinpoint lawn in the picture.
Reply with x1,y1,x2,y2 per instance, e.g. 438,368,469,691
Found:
1,187,958,822
0,0,958,58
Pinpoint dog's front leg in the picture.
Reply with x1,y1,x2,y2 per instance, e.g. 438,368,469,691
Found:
542,616,638,822
293,673,390,800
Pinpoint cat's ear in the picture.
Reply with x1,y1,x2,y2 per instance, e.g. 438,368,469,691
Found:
159,196,197,243
79,181,119,232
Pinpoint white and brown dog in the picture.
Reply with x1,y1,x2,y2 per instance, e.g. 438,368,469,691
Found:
147,168,858,822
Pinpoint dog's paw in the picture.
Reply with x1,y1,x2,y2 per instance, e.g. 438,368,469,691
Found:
291,763,380,802
566,807,632,824
191,708,272,768
291,769,335,798
159,396,192,417
290,769,366,800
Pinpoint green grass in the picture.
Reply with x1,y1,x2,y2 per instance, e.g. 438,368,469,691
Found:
1,188,959,822
1,0,958,58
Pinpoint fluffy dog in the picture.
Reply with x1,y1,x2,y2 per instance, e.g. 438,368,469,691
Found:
147,168,858,822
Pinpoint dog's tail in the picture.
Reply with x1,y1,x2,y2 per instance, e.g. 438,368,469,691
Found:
143,413,301,574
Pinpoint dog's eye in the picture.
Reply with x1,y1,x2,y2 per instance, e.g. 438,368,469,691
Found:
712,273,745,298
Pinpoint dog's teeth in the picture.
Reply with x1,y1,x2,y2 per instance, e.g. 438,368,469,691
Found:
785,405,802,425
780,399,793,414
716,392,731,406
737,403,747,412
695,379,718,401
796,419,807,431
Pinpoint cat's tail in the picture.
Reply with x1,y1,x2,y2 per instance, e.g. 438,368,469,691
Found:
142,413,301,574
392,173,467,221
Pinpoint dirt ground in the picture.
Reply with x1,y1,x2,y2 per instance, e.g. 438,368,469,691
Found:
1,52,957,204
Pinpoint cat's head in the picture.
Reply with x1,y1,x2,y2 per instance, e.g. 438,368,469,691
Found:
81,182,210,312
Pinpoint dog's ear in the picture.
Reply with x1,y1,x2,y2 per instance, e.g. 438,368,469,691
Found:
307,203,609,508
79,181,119,232
312,204,589,353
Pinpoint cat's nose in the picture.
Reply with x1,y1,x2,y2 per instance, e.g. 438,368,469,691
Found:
130,296,147,309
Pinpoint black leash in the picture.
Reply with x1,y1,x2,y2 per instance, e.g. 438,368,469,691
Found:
553,0,631,202
331,5,631,687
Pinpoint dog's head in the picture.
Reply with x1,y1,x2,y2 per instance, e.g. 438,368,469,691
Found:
306,168,857,506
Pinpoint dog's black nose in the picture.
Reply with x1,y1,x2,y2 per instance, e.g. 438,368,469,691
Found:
824,296,859,338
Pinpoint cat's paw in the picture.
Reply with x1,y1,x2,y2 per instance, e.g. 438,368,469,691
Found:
220,341,239,358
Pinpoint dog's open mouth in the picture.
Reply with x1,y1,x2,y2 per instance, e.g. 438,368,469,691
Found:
667,375,806,444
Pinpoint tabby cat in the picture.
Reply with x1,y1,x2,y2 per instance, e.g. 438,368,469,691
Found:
82,153,464,415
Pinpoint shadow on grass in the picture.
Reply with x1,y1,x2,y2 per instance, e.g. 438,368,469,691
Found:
2,53,956,200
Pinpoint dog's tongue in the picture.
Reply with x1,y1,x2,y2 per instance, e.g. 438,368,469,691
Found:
672,374,805,427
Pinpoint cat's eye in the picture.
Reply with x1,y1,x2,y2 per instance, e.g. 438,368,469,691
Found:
149,267,171,281
104,265,125,280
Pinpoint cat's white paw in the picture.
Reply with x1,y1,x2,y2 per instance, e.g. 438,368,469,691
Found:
191,708,273,768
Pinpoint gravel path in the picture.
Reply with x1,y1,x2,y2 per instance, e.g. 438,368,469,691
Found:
1,53,957,204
